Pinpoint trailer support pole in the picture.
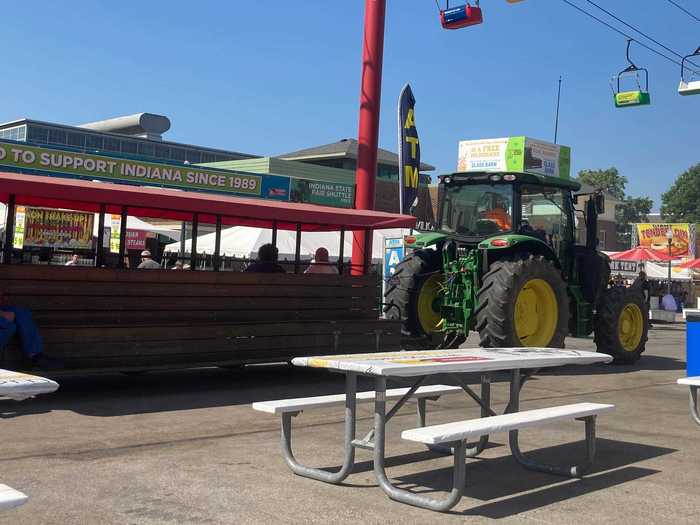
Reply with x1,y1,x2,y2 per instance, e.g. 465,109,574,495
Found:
191,213,199,270
96,204,106,267
294,223,302,274
118,207,128,269
214,215,222,272
338,227,345,274
3,194,16,265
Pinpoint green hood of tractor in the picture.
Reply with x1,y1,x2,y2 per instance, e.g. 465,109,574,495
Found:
404,232,448,249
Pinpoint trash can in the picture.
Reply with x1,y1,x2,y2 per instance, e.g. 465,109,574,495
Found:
687,314,700,377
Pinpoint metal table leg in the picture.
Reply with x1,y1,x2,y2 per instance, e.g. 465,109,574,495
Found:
281,372,358,484
689,386,700,426
507,369,597,477
373,376,466,512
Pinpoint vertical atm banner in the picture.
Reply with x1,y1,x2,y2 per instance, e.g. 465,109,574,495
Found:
398,84,420,214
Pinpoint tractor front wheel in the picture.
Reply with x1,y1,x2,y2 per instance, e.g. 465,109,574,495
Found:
384,249,443,348
594,287,648,364
475,255,569,348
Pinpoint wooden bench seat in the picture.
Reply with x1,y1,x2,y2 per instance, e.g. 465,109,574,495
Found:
0,265,400,372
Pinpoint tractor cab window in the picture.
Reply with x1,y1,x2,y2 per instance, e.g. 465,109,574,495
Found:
519,186,569,252
440,184,513,237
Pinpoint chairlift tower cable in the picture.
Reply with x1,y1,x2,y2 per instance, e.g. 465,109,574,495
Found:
560,0,700,76
665,0,700,23
583,0,700,70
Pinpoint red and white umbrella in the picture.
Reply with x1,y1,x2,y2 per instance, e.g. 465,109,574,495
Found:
609,247,676,262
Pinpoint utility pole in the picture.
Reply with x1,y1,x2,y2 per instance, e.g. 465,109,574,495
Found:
554,76,562,144
351,0,386,275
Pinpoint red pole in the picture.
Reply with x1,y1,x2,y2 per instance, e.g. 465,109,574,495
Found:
351,0,386,275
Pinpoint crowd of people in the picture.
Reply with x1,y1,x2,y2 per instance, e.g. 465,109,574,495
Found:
621,270,691,313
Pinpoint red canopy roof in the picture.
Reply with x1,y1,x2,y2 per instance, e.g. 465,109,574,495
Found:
0,172,416,232
609,246,676,262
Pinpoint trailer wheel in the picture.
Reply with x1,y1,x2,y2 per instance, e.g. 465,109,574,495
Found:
384,249,443,345
476,255,569,348
594,286,648,364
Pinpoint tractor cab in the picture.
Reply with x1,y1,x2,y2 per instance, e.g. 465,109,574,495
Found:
435,171,578,259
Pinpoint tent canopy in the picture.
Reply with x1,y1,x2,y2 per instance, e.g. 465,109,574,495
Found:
609,246,676,262
0,172,416,232
165,226,410,260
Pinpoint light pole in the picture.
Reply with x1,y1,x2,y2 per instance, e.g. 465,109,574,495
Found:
666,228,673,291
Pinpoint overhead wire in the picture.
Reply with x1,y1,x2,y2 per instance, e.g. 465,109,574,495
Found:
583,0,700,69
664,0,700,23
560,0,700,76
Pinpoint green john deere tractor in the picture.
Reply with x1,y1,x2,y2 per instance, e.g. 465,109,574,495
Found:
385,170,648,363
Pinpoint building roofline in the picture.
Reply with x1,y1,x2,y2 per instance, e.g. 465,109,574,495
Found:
0,118,259,159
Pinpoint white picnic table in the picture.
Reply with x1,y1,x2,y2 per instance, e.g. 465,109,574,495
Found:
282,347,612,511
0,369,59,511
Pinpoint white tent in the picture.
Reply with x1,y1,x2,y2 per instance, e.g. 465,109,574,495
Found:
90,215,180,241
164,226,412,261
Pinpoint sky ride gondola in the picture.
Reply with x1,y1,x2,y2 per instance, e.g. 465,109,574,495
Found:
436,1,483,30
678,46,700,96
611,40,651,108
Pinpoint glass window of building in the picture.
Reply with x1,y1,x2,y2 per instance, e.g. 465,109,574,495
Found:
138,142,155,157
200,152,216,163
170,148,186,161
17,126,26,140
85,134,103,151
27,126,48,143
67,132,85,148
48,128,67,145
103,137,120,152
121,141,138,154
155,144,170,159
185,150,201,163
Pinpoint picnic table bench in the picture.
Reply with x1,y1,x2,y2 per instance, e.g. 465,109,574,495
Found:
0,265,400,372
677,376,700,426
254,347,614,512
0,368,58,513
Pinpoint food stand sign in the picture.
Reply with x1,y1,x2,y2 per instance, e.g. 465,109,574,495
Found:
13,206,26,249
457,137,571,180
636,223,692,257
110,215,121,254
21,207,94,249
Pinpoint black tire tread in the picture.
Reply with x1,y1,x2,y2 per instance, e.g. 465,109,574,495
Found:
476,255,570,348
593,286,648,364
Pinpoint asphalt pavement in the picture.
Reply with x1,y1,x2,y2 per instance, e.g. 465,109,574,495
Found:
0,324,696,524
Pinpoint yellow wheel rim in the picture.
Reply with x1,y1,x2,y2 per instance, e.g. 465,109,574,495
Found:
618,303,643,352
514,278,558,346
417,274,443,334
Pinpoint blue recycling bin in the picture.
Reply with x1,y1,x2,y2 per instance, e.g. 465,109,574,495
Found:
687,314,700,377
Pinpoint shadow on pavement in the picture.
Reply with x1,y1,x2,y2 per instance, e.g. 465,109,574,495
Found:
386,438,672,516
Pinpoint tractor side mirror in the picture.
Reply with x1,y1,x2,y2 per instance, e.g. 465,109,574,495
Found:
595,193,605,214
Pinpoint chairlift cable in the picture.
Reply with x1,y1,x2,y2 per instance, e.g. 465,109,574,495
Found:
664,0,700,23
583,0,700,70
560,0,700,77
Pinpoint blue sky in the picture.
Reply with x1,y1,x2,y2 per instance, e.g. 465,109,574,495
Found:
0,1,697,208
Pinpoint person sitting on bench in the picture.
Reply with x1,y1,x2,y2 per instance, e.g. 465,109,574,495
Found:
244,244,286,273
0,289,62,369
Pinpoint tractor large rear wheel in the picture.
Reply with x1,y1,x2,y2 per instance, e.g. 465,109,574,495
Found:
594,287,648,364
475,255,569,348
384,249,444,348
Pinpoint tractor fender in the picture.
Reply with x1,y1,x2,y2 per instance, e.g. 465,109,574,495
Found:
404,232,448,250
478,235,560,267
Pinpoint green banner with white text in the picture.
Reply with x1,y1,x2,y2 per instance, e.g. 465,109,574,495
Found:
0,141,263,196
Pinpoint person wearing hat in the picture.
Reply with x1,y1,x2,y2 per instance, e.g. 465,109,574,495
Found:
137,250,161,269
